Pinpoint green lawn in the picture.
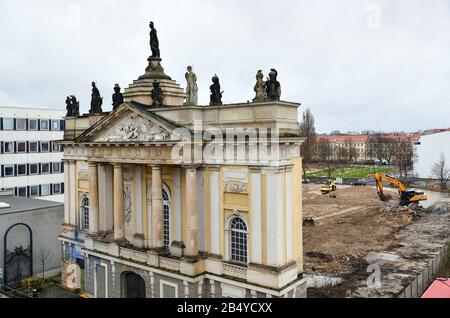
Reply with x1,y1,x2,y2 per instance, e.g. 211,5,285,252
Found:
307,166,393,179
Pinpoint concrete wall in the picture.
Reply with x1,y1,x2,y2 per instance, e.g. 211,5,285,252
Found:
397,242,449,298
0,205,64,280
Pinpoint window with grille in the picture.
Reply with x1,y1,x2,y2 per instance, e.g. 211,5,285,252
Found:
230,218,248,264
162,188,170,250
81,196,90,231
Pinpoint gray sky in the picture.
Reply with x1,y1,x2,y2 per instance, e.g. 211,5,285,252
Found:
0,0,449,133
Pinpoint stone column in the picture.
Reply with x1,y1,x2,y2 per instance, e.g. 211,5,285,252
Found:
88,162,99,235
113,163,125,241
151,165,164,250
185,166,199,258
63,161,70,225
69,161,77,225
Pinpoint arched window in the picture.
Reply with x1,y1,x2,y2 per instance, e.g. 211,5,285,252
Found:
162,186,171,250
81,196,90,231
230,217,248,263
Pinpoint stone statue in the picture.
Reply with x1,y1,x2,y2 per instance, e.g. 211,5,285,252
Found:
65,95,80,117
210,74,223,106
112,84,124,110
253,70,266,102
185,66,198,106
90,82,103,114
265,69,281,101
149,21,160,58
150,81,164,107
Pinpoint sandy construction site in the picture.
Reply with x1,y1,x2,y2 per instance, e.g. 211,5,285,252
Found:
302,184,450,298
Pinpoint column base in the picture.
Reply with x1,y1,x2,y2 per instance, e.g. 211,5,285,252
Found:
170,241,185,258
133,234,146,249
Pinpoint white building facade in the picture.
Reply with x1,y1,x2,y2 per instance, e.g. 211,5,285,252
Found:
0,107,65,203
415,130,450,179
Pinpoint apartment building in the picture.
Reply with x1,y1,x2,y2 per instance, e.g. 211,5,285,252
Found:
0,106,65,203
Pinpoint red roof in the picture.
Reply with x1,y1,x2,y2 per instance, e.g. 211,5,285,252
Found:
410,133,421,142
421,279,450,298
317,135,369,143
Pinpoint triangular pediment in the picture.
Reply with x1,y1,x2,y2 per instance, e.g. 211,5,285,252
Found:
75,103,190,143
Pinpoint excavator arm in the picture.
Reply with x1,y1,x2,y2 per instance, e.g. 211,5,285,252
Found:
374,173,427,206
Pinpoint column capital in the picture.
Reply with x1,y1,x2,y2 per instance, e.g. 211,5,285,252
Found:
208,165,221,172
112,163,123,168
149,164,162,170
88,161,98,168
182,165,201,171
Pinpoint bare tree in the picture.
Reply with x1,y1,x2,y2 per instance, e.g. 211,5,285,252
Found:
431,152,450,190
372,135,386,163
348,145,357,163
36,248,53,279
337,146,348,165
395,141,416,177
316,140,332,162
299,108,317,179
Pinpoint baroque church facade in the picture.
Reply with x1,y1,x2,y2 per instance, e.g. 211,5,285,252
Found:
58,26,307,298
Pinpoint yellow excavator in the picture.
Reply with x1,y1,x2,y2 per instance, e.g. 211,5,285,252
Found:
375,173,427,208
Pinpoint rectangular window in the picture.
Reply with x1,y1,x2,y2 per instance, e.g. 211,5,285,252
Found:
17,142,27,153
41,163,50,174
29,142,38,153
41,141,50,152
30,186,39,197
52,142,60,152
53,183,61,194
41,184,51,196
29,119,38,130
3,142,14,153
3,118,14,130
16,118,27,130
52,162,61,173
29,164,39,175
18,187,27,197
4,165,14,177
17,164,27,176
51,120,60,131
40,119,49,130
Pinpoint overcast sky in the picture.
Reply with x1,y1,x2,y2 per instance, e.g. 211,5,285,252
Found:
0,0,449,133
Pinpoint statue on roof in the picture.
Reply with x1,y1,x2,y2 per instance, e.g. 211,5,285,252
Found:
65,95,80,117
253,70,266,102
112,84,124,110
210,74,223,106
185,66,198,106
265,69,281,101
149,21,160,58
150,81,164,107
90,82,103,114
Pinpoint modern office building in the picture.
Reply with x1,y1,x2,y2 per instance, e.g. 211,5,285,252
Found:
0,106,66,203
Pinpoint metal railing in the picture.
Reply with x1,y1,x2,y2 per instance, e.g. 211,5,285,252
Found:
0,284,35,298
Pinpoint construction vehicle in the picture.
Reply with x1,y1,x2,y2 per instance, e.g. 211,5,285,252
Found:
374,173,427,208
320,180,337,195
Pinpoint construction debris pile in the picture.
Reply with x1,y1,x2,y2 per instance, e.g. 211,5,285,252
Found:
377,204,423,220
